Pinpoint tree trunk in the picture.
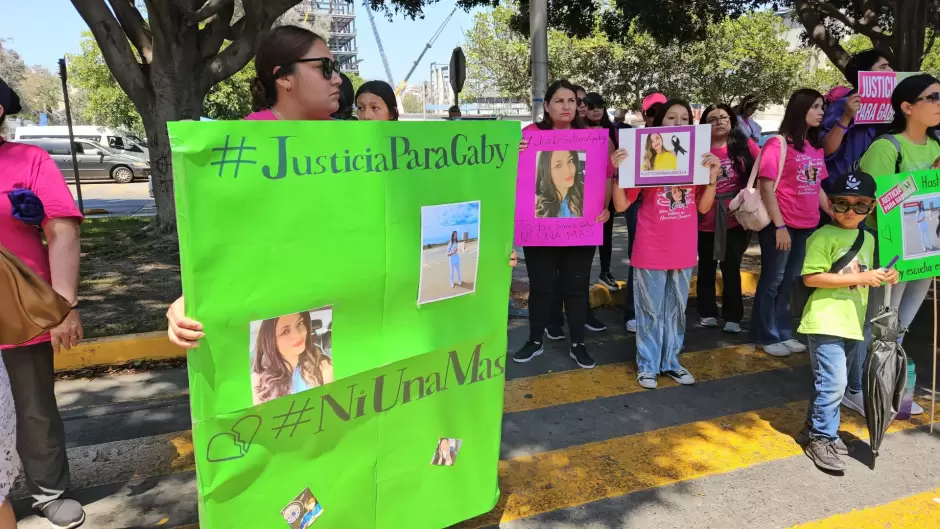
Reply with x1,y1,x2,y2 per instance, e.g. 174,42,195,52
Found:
894,0,930,71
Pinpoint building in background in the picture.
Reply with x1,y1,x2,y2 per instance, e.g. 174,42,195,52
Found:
418,62,527,117
282,0,359,73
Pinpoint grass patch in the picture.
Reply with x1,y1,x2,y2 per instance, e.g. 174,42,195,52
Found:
79,217,181,338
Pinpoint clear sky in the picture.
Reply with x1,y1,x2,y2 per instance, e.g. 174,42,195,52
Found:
0,2,480,85
422,201,480,245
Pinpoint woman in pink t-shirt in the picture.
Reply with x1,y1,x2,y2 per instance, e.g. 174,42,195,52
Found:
697,104,760,334
0,78,85,526
751,89,832,357
610,100,721,390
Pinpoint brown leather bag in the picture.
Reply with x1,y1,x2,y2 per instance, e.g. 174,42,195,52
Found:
0,245,72,346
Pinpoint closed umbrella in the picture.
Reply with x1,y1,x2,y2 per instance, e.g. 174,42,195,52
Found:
863,284,909,468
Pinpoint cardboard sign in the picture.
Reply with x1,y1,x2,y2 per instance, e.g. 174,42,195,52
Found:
876,169,940,281
514,128,609,246
169,120,519,529
856,72,919,124
617,125,712,188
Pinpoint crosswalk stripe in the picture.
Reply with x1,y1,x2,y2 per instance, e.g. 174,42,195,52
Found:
504,344,807,413
455,398,936,528
789,486,940,528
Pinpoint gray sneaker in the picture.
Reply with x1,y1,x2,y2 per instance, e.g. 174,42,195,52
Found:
796,423,852,455
804,438,846,472
40,498,85,529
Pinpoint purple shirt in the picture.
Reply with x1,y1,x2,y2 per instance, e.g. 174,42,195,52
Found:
820,93,880,184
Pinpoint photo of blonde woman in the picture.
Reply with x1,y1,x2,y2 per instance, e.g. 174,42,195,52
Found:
250,307,335,405
535,149,585,218
641,133,678,172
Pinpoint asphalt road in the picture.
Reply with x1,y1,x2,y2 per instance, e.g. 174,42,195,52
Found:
69,181,156,216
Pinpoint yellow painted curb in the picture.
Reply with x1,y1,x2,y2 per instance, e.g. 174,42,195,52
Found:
590,270,761,309
55,331,184,372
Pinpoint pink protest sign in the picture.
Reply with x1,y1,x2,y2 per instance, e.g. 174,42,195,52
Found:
856,72,917,124
514,128,609,246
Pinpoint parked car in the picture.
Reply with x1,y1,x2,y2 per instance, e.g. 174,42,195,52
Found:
15,125,149,159
20,138,150,184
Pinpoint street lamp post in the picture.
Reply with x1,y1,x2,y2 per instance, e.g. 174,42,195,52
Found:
530,0,548,123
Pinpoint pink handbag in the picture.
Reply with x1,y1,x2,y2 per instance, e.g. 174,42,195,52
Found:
728,135,786,231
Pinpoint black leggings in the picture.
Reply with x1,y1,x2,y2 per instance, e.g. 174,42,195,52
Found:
599,203,615,275
696,227,748,323
524,245,596,343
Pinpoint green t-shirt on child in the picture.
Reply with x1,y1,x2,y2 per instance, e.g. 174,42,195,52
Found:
859,134,940,232
798,225,876,341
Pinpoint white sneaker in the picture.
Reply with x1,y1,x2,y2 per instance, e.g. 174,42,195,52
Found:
842,390,866,418
723,322,741,334
625,319,637,333
664,367,695,385
911,401,924,415
763,342,792,357
637,372,658,389
783,339,807,353
700,317,718,328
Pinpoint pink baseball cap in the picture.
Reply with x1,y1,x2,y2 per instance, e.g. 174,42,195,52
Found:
826,86,852,103
642,93,667,112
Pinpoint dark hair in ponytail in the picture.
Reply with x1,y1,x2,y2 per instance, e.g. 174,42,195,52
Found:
251,26,326,111
887,73,940,143
537,79,586,130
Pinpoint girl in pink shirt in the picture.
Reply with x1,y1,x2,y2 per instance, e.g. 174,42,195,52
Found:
750,89,832,357
697,104,760,334
610,100,721,390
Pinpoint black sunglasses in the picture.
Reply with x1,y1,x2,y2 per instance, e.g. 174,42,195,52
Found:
915,92,940,103
831,200,874,215
276,57,338,80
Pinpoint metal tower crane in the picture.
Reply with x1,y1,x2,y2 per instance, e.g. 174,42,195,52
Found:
364,2,395,86
394,6,457,96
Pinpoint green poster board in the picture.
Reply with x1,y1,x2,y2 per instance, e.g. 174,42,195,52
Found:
876,169,940,281
168,120,520,528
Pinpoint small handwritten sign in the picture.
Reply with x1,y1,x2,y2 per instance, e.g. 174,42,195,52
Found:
514,129,609,246
878,174,918,214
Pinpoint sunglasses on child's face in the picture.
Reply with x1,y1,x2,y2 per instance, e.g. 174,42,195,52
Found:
831,200,873,215
915,92,940,103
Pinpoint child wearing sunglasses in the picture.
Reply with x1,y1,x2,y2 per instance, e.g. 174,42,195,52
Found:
796,170,898,472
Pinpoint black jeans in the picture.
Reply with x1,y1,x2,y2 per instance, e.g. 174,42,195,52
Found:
525,245,595,343
3,342,70,507
599,203,615,275
696,226,748,323
622,200,640,322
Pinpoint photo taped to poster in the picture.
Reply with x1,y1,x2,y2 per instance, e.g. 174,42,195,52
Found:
419,201,481,304
617,125,712,188
534,149,587,219
901,194,940,259
249,306,335,406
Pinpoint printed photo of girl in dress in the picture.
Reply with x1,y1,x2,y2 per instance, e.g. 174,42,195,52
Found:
430,438,462,466
250,307,335,405
535,149,585,218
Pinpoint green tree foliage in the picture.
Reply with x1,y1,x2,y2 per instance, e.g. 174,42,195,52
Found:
67,33,144,133
464,6,817,108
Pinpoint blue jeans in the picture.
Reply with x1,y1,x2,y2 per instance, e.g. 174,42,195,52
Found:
449,259,461,286
750,225,813,345
634,267,693,374
806,334,860,440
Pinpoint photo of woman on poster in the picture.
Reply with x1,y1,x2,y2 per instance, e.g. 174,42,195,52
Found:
251,310,334,404
641,133,678,172
535,149,585,218
447,230,463,288
430,438,461,466
916,201,937,251
667,186,688,210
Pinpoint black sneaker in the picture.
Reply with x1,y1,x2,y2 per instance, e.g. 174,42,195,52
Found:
585,316,607,332
796,423,852,455
545,325,566,341
512,341,544,363
569,343,595,369
804,438,846,472
599,272,620,291
40,498,86,529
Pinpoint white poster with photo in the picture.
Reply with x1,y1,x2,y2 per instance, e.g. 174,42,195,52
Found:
617,125,713,188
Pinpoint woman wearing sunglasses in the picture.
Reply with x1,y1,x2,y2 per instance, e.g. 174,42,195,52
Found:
851,73,940,418
166,26,519,347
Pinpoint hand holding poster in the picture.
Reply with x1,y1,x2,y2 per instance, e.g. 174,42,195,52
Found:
856,72,918,124
514,128,609,246
169,120,519,529
876,169,940,281
617,125,712,188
